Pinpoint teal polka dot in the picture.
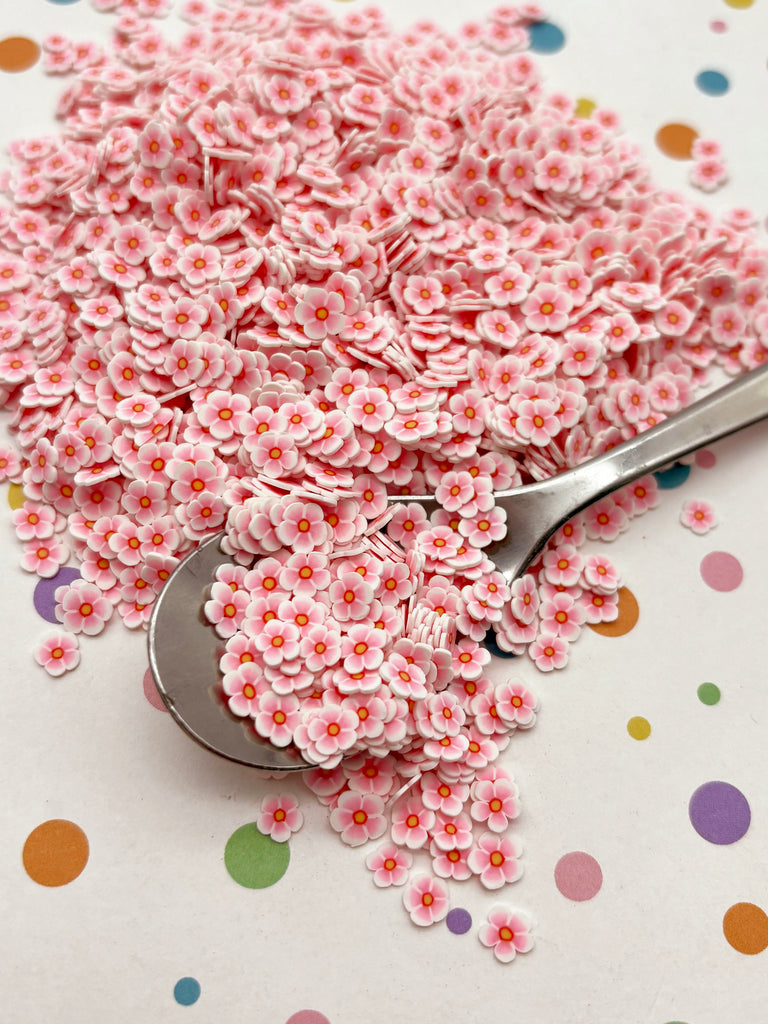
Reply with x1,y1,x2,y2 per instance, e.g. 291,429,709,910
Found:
698,682,721,705
174,978,201,1006
46,0,83,5
654,462,690,489
695,70,730,96
527,21,566,54
483,629,518,659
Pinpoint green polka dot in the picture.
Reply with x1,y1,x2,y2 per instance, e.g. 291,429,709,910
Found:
627,716,651,740
698,682,721,705
224,823,290,888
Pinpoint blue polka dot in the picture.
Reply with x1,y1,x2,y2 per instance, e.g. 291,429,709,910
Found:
654,461,691,489
483,629,517,659
695,70,730,96
446,908,472,934
173,977,201,1006
527,21,566,54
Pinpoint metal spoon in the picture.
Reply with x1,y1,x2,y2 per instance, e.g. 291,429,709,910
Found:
148,361,768,770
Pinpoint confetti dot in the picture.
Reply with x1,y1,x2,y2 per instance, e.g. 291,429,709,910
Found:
173,978,201,1006
575,97,596,117
689,781,751,845
554,851,603,902
143,667,168,712
588,586,639,637
627,716,651,740
655,123,699,160
696,69,730,95
446,908,472,934
710,18,728,31
723,903,768,955
700,551,743,592
695,449,716,469
8,482,24,509
0,37,41,73
46,0,83,4
527,21,566,54
22,819,89,886
697,682,721,705
285,1013,331,1024
722,0,754,8
483,629,517,659
225,823,290,889
33,566,81,623
654,461,691,488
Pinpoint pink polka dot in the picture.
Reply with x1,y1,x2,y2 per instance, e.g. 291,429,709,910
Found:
143,667,167,712
554,851,603,901
285,1013,331,1024
700,551,743,592
710,18,727,32
695,448,716,469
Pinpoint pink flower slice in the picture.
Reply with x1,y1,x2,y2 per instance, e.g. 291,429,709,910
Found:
329,790,388,847
34,631,80,677
402,874,449,927
365,841,412,887
478,906,534,963
257,794,303,843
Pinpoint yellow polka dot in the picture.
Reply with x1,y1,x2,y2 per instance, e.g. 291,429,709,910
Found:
23,819,89,887
627,716,651,741
8,483,24,509
588,587,639,637
723,0,754,8
0,37,41,73
575,97,596,118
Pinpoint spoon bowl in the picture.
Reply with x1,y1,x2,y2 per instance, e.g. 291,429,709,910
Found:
148,533,309,770
148,361,768,771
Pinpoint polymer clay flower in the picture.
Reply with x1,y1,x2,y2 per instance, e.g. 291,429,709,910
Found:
365,842,412,887
478,906,534,963
467,832,523,889
34,631,80,678
329,790,388,847
402,874,449,927
257,794,303,843
55,580,113,636
680,499,717,535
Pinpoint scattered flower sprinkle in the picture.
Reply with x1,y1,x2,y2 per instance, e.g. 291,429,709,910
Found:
3,0,768,956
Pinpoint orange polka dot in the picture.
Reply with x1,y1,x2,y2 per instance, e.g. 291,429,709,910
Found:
588,587,639,637
655,123,698,160
22,819,89,887
723,903,768,955
0,37,41,73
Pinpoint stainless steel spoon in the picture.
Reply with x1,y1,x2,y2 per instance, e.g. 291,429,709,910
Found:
148,361,768,770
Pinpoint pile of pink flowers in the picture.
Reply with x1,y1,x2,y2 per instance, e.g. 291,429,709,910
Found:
1,0,767,955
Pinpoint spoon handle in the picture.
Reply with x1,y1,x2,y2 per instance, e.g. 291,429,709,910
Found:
489,361,768,580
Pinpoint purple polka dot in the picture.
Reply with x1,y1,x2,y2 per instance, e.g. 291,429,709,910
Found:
143,667,167,712
284,1013,330,1024
689,781,750,845
700,551,743,592
446,907,472,934
33,566,81,623
695,449,716,469
554,851,603,901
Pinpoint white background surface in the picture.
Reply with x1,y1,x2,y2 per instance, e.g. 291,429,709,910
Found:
2,1,768,1021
